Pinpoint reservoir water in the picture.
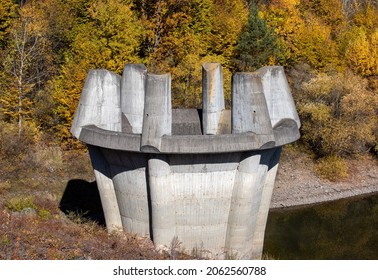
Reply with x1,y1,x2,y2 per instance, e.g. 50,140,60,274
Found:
263,192,378,259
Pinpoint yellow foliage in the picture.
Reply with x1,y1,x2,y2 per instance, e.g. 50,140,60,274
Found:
353,2,378,30
52,0,144,146
297,71,378,156
316,155,349,181
260,0,304,64
345,28,378,76
0,0,18,44
297,16,340,69
211,0,248,59
300,0,346,31
146,0,247,108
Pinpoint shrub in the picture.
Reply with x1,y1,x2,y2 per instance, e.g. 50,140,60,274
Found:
37,208,52,220
295,70,378,157
315,155,349,181
0,121,39,161
6,196,36,212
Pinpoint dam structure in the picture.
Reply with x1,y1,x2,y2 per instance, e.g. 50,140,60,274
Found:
71,63,300,259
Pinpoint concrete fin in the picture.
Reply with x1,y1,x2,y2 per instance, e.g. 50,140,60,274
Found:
147,157,175,245
141,73,172,152
121,64,147,134
202,63,225,135
225,153,264,259
258,66,301,129
71,69,122,138
231,73,273,135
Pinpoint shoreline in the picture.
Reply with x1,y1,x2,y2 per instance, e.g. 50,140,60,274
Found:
270,184,378,209
269,151,378,209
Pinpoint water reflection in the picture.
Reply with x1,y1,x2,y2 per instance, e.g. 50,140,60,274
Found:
263,192,378,259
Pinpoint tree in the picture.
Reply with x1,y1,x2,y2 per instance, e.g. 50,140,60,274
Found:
300,0,346,31
296,15,340,69
233,3,280,72
133,0,240,108
0,0,18,48
297,71,378,157
52,0,144,146
0,2,53,137
259,0,304,66
344,27,378,76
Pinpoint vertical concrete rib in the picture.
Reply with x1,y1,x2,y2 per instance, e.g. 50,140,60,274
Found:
71,69,121,138
121,64,147,134
202,63,225,135
87,145,122,232
105,150,150,237
225,153,258,258
232,73,273,135
141,73,172,152
250,147,282,259
147,156,175,248
258,67,301,128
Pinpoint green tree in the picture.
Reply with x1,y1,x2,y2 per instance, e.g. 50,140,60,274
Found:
233,4,280,72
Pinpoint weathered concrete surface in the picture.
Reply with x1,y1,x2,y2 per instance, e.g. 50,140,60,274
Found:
232,73,273,135
87,145,123,232
202,63,225,135
141,73,172,152
71,63,300,259
172,109,202,135
121,64,147,134
71,70,122,138
257,66,300,129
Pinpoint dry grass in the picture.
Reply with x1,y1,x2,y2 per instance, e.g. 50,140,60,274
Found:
0,186,195,260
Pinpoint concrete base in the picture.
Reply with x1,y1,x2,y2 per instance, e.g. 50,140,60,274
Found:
88,144,281,259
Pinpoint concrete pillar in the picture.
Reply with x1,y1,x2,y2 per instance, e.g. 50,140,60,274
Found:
121,64,147,134
202,63,225,135
258,67,300,128
232,73,273,135
147,156,175,247
71,70,122,138
101,150,151,237
225,153,260,258
250,147,282,259
87,146,122,232
141,74,172,152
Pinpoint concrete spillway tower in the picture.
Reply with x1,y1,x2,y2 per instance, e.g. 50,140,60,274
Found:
71,63,300,259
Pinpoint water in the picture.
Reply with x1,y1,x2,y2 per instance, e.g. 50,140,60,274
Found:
263,192,378,259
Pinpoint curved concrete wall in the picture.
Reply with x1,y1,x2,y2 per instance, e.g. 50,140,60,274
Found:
71,63,300,259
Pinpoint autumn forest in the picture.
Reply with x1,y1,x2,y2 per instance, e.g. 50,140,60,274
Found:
1,0,378,180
